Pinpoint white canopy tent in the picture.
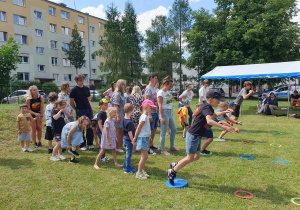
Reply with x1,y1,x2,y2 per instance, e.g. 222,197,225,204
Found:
201,61,300,118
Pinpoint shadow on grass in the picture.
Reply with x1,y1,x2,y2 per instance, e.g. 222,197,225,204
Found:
212,151,269,158
229,139,268,144
0,158,34,169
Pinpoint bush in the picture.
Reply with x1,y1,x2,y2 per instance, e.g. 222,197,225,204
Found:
42,82,59,95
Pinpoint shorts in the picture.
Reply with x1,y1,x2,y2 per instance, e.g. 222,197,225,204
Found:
203,126,213,138
150,113,159,130
186,131,202,154
18,132,31,141
293,101,298,105
45,126,54,140
136,137,149,151
233,105,241,117
54,134,62,142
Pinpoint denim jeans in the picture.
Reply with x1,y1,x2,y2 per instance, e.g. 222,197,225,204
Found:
160,109,177,151
178,103,193,126
123,139,133,171
76,108,94,147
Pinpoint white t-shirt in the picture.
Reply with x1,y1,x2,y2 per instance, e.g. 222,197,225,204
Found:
199,86,209,102
45,103,54,127
157,90,173,110
138,114,151,137
180,90,194,103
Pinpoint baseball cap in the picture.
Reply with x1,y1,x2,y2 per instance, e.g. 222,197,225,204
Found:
228,101,236,107
141,99,157,108
206,90,226,102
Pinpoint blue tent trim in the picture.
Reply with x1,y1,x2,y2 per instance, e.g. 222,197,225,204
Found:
201,72,300,80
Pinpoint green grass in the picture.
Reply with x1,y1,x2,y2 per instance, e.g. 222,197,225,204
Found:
0,99,299,209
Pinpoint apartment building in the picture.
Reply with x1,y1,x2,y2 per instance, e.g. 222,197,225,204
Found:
0,0,106,86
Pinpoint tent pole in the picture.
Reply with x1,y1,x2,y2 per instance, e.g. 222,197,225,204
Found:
228,80,230,101
287,78,290,118
240,79,242,117
257,80,260,105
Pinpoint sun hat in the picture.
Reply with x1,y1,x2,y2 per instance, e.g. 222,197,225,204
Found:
141,99,157,108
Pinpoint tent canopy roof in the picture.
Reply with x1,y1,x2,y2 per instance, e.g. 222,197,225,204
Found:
201,61,300,80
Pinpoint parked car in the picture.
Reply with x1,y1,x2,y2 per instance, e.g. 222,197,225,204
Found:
257,85,296,100
209,87,225,97
90,90,101,100
2,90,48,104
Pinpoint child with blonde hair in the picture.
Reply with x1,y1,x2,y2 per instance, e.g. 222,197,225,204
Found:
94,107,123,169
17,104,34,152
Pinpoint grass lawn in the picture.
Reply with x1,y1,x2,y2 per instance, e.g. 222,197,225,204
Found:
0,99,299,209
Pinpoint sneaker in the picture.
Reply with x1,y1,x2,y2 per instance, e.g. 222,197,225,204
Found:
124,169,136,174
170,162,177,169
68,149,79,156
50,156,60,161
161,150,170,155
27,148,33,152
58,155,66,160
80,146,87,151
166,169,176,185
101,157,110,162
142,170,150,177
88,145,95,149
218,138,226,142
33,143,38,148
136,172,147,180
150,145,160,150
37,142,42,147
148,149,156,155
62,148,66,152
200,149,212,155
116,149,125,153
48,148,53,154
69,158,79,164
104,157,110,161
22,148,27,152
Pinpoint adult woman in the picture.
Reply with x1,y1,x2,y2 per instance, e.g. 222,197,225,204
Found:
26,85,44,148
104,81,116,98
127,86,145,128
264,92,278,115
58,82,74,123
178,84,194,126
158,76,178,155
111,79,126,152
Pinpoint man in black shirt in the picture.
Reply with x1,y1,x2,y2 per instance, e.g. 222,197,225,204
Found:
166,90,234,185
290,90,300,109
69,74,93,150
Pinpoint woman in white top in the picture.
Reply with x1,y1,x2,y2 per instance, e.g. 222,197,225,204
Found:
199,80,210,103
157,76,178,155
178,83,194,126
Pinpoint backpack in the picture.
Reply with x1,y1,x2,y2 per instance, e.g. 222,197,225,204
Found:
265,106,272,115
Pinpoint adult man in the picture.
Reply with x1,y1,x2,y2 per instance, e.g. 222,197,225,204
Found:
290,90,300,109
69,74,94,150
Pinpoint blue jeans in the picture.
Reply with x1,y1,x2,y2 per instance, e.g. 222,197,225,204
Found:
178,103,193,126
186,131,202,154
76,108,94,147
123,139,133,171
160,109,177,151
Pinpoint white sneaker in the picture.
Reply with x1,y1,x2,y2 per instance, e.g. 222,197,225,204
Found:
136,172,147,180
148,149,156,155
50,156,60,161
116,149,125,153
58,155,66,160
142,170,150,177
22,148,27,152
27,148,33,152
217,138,226,142
80,146,87,151
88,145,95,149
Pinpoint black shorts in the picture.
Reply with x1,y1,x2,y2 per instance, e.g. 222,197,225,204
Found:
233,105,241,117
45,126,54,140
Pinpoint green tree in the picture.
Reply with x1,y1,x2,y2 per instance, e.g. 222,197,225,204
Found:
62,24,85,75
169,0,192,92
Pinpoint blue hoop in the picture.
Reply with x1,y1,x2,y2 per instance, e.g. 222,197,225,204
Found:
240,155,253,160
273,159,288,164
241,131,250,133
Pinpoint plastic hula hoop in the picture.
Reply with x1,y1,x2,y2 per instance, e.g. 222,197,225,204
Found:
291,198,300,206
270,143,282,147
242,141,253,144
234,191,254,199
240,155,254,160
273,159,288,164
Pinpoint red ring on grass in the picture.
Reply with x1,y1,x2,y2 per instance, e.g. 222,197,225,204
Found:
234,191,254,199
242,141,252,144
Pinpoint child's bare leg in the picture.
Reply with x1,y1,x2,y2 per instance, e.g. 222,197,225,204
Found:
173,152,200,172
111,149,122,167
183,126,188,137
48,140,52,148
219,130,227,138
94,148,106,169
52,141,60,157
20,141,25,148
26,141,30,149
201,138,213,151
58,143,62,156
138,149,148,173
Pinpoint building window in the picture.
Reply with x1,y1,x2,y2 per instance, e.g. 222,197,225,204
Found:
20,55,29,63
78,16,84,24
53,74,59,82
51,57,58,66
62,42,69,51
0,11,6,22
64,74,72,81
82,61,86,68
99,22,102,29
51,40,57,49
91,55,95,60
34,11,42,19
0,31,7,41
81,46,85,52
17,72,29,81
13,15,26,26
99,36,102,41
83,74,88,82
61,10,69,20
35,29,43,36
90,26,95,33
13,0,25,7
79,31,84,39
37,65,45,72
50,23,56,33
91,41,95,47
49,7,55,16
62,26,70,35
63,58,71,66
92,69,96,74
100,62,104,66
14,34,27,44
36,47,44,54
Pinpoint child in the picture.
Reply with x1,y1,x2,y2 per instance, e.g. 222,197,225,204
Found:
178,100,190,138
228,101,236,119
94,107,123,169
133,99,157,180
123,103,136,174
105,95,111,108
45,92,58,154
50,100,70,161
17,104,34,152
166,90,234,185
193,102,202,119
61,116,90,163
257,93,269,114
